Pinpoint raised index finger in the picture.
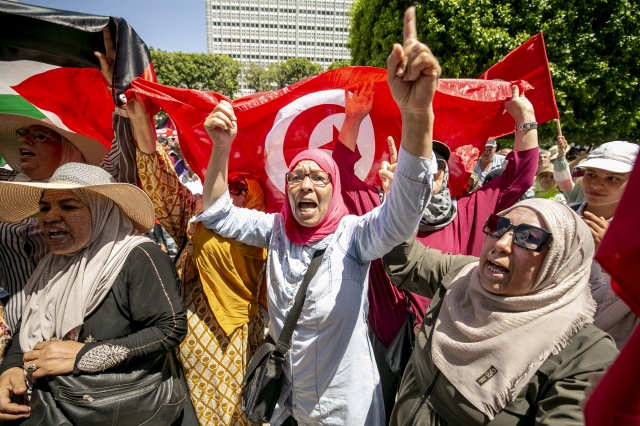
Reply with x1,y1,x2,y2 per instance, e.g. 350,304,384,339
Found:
387,136,398,164
403,6,418,44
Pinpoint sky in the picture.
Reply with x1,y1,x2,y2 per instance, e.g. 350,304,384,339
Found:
21,0,208,53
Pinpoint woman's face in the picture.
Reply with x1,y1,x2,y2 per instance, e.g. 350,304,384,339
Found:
17,125,63,180
581,167,630,208
286,160,333,227
38,189,93,255
537,172,555,190
478,207,548,296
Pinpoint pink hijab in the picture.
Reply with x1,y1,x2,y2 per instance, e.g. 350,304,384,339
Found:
281,149,349,245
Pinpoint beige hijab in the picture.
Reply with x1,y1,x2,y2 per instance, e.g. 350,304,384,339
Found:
20,190,149,352
431,198,596,419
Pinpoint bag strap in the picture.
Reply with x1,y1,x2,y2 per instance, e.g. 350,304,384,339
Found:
274,248,326,355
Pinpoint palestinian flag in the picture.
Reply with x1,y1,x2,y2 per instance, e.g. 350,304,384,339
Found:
0,0,155,160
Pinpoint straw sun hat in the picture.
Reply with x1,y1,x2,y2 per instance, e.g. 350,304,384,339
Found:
0,113,108,172
0,162,154,232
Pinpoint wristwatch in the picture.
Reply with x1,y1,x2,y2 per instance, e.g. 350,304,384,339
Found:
515,122,538,131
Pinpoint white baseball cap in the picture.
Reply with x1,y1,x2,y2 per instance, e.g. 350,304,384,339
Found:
577,141,638,173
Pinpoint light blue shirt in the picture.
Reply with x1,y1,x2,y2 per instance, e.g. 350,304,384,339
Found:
196,147,435,425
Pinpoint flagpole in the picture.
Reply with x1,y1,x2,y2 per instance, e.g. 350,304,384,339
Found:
556,118,563,137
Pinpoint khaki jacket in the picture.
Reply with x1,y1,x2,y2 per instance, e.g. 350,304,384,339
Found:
383,241,618,426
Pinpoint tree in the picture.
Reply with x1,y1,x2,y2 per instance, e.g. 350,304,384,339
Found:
349,0,640,145
149,48,240,97
243,62,275,93
328,59,352,70
271,57,323,89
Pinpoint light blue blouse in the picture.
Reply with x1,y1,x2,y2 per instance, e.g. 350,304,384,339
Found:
196,147,435,425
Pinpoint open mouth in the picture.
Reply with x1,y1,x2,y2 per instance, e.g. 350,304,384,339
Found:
486,260,509,275
19,148,35,157
297,201,317,215
48,230,69,240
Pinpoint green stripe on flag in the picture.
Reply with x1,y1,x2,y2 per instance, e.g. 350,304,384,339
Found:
0,94,47,119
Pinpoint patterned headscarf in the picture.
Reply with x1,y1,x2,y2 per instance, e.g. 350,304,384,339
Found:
419,158,457,231
281,149,349,245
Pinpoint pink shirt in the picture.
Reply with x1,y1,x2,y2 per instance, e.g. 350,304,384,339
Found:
417,147,539,256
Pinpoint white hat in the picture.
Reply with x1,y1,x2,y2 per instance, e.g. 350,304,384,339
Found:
0,113,107,172
0,162,154,232
577,141,638,173
485,139,497,147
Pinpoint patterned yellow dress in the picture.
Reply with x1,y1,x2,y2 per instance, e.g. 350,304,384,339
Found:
137,149,265,426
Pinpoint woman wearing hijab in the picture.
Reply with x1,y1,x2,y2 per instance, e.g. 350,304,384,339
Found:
533,164,567,203
335,83,539,420
0,54,139,340
0,163,192,425
198,8,439,424
383,198,618,425
126,94,269,426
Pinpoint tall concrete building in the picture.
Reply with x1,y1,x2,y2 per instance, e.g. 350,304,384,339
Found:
205,0,352,94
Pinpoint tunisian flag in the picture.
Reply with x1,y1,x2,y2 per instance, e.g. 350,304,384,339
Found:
0,1,154,154
132,68,532,210
584,160,640,425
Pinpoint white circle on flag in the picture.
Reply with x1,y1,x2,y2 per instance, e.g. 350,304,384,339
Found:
264,89,375,194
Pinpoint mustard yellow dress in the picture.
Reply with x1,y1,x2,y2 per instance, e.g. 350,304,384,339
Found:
137,149,265,426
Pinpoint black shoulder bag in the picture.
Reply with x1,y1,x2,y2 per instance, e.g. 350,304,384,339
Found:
241,248,325,423
385,292,417,377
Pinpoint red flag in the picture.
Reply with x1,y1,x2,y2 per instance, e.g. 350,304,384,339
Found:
131,67,529,212
479,32,559,135
447,33,560,195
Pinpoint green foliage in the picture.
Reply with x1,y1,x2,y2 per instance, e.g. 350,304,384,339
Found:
328,59,352,70
271,57,324,89
349,0,640,144
149,48,240,97
243,62,275,93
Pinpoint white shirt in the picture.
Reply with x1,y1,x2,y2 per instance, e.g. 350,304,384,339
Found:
473,153,506,185
197,147,435,425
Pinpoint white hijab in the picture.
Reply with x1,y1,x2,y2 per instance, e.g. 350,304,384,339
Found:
19,190,149,352
431,198,596,419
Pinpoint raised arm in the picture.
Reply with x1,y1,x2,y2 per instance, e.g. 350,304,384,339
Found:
387,7,440,159
124,93,157,155
554,136,576,193
505,85,538,152
338,83,374,152
202,101,237,210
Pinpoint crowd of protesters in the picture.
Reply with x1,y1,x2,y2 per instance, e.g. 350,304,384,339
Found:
0,5,637,426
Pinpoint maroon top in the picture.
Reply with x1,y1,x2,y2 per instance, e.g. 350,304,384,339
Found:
417,147,539,256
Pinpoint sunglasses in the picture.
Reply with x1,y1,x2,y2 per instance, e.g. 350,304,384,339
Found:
228,180,248,196
285,170,331,187
482,214,553,252
16,127,59,143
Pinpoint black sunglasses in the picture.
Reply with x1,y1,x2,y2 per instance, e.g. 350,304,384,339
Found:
482,214,553,252
228,181,248,196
